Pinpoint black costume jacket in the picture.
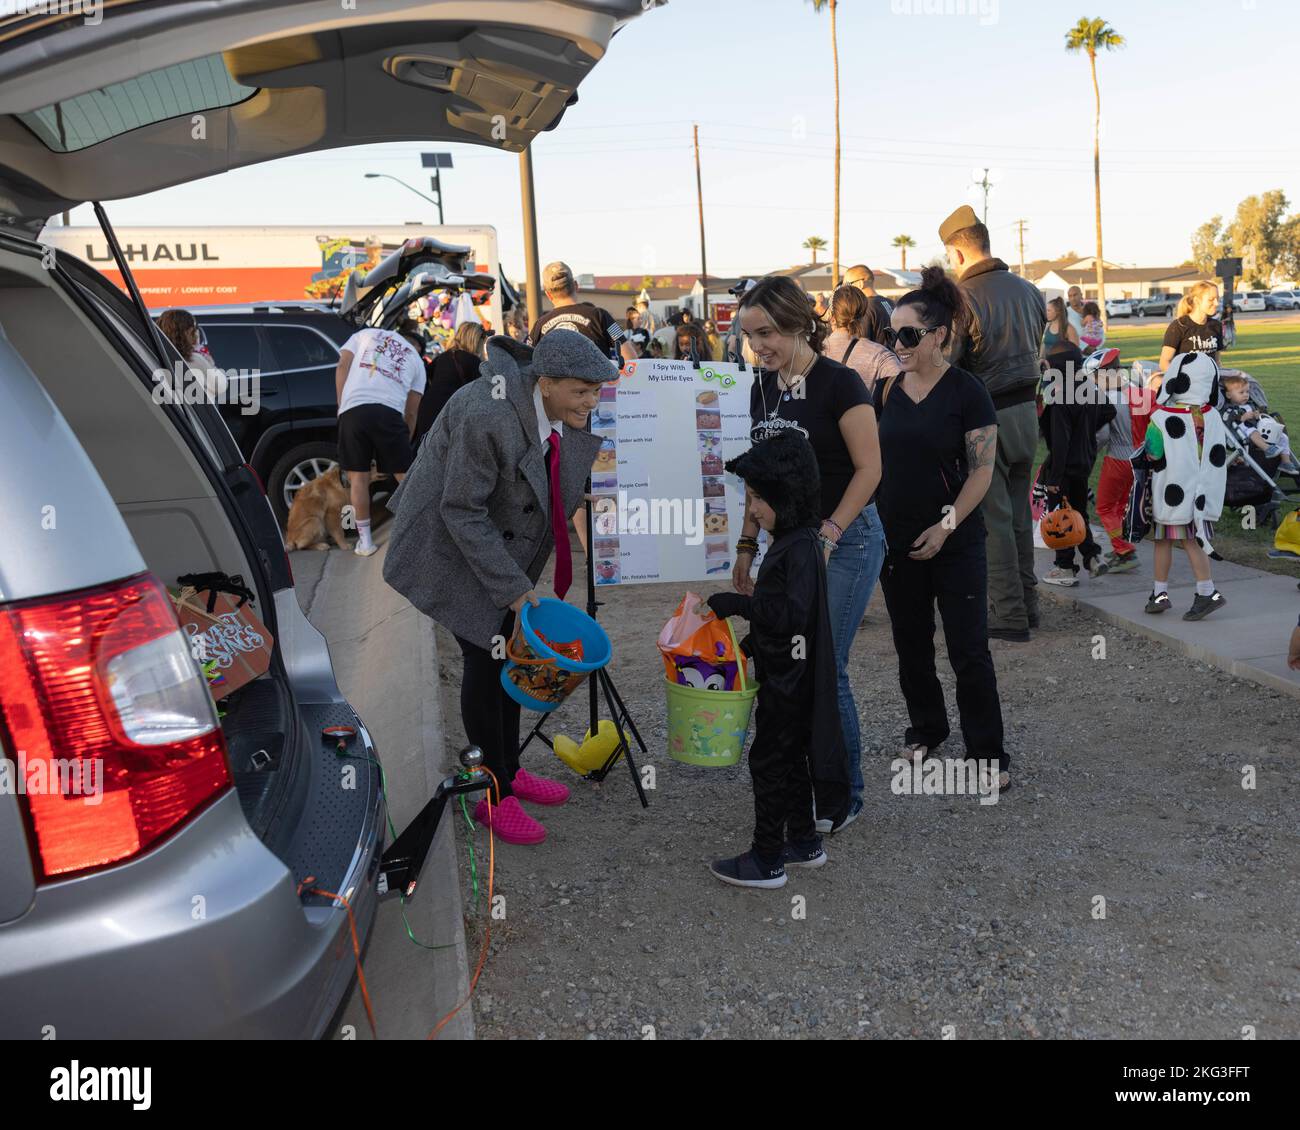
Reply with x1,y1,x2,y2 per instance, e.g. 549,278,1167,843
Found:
708,525,850,803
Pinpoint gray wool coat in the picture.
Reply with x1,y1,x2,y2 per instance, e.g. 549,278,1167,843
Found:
383,337,601,649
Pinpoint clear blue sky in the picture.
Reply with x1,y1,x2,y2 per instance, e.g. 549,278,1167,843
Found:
65,0,1300,281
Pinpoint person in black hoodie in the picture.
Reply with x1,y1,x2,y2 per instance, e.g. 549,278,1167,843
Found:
1038,341,1115,586
703,431,849,889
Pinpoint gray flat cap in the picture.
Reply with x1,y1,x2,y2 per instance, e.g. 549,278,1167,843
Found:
533,329,619,383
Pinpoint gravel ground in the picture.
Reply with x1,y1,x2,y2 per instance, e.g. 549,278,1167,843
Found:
438,573,1300,1040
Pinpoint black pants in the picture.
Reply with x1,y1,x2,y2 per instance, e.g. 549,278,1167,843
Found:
455,612,521,801
748,693,818,860
1053,472,1103,570
880,540,1008,770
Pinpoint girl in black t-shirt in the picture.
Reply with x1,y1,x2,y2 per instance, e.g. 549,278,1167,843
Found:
874,267,1009,793
1159,282,1222,373
735,275,884,831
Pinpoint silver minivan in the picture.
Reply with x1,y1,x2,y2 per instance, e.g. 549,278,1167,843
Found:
0,0,644,1038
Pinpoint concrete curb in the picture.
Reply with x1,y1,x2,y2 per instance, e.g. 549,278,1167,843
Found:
1033,535,1300,700
292,541,475,1040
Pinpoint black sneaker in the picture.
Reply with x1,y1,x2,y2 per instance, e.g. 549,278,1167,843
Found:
1183,591,1227,621
709,850,786,889
1145,591,1171,614
781,839,828,870
1084,555,1109,578
813,795,862,835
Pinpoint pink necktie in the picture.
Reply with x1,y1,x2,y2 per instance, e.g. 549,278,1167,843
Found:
546,431,571,600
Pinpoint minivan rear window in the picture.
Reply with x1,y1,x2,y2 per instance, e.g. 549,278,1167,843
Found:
17,54,257,153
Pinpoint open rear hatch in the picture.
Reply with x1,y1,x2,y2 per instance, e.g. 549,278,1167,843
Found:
339,236,497,329
0,0,648,233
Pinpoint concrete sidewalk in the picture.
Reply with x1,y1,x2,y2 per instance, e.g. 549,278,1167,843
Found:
292,536,474,1040
1032,532,1300,699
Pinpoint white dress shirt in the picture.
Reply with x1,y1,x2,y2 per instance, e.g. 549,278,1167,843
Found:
533,383,564,447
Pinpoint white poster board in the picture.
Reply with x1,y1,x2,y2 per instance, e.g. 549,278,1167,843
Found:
588,358,761,586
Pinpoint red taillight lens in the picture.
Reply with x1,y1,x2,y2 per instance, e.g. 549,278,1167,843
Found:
0,574,231,880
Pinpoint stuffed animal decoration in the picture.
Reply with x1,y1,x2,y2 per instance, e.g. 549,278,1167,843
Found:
1148,351,1228,553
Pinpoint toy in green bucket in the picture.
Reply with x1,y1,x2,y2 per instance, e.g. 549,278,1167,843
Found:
663,615,758,767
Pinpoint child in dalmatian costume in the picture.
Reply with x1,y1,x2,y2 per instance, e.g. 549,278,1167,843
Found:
1143,351,1229,621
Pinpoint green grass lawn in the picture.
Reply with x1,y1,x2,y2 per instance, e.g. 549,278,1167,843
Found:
1050,320,1300,577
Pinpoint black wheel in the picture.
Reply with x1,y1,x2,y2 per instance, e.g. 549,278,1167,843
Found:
267,441,339,527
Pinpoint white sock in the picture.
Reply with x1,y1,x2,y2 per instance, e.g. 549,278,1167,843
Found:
1153,580,1169,596
357,519,373,550
1195,580,1215,597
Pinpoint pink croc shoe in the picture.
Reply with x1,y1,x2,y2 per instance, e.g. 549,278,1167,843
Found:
473,795,546,845
512,768,570,807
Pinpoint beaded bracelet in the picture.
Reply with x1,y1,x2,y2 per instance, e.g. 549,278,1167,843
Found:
736,536,760,556
821,518,844,540
818,535,838,554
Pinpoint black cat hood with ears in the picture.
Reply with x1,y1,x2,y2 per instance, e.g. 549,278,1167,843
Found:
725,431,822,532
1159,351,1222,409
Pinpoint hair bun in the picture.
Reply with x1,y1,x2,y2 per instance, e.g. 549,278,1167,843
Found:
920,264,947,292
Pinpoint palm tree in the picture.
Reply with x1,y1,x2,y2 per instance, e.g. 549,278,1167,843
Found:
892,234,916,271
809,0,840,286
1065,17,1124,328
803,235,828,266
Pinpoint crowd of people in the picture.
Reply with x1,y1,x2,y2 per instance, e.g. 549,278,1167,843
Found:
153,221,1298,887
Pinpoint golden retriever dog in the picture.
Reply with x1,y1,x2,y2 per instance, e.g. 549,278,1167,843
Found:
284,467,351,551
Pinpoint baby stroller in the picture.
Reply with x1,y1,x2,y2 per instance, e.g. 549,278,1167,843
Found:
1215,368,1300,529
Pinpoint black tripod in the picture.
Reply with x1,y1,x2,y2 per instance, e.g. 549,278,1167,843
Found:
516,423,649,807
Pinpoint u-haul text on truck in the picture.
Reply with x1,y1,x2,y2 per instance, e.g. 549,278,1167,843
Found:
38,223,504,334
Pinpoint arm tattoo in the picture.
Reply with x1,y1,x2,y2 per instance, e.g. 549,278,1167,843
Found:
965,425,997,471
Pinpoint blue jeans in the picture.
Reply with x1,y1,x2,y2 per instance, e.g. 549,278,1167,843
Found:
825,503,887,802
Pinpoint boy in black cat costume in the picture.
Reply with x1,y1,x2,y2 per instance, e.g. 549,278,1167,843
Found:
704,431,850,889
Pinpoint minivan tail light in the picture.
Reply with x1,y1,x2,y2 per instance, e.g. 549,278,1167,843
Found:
0,574,231,880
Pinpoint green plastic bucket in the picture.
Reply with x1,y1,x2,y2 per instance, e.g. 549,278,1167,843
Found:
665,677,758,767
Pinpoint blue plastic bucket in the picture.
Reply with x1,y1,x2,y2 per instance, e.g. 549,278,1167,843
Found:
500,600,612,712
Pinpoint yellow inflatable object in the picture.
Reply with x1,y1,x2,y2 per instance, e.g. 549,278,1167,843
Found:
553,720,624,776
1275,509,1300,557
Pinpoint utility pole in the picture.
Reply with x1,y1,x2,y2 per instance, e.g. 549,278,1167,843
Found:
694,124,710,322
1015,219,1028,278
974,167,994,226
519,146,542,328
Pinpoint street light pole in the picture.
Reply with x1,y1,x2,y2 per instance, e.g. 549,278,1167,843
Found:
519,145,542,328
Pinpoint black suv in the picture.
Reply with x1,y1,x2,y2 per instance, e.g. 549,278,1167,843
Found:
193,303,354,525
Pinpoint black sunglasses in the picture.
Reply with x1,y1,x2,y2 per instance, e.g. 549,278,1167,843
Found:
882,325,938,350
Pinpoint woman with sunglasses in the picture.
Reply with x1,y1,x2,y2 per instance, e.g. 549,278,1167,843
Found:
736,275,884,833
873,267,1010,794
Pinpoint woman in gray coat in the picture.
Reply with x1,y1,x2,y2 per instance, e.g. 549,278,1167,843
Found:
384,332,615,844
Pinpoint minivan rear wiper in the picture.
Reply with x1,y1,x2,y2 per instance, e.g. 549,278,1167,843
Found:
92,200,174,371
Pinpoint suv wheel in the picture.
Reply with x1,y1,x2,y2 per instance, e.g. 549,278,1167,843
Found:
268,441,339,527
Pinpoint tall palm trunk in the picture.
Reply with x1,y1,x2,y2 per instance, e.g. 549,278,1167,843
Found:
1090,49,1106,328
830,0,841,288
901,247,907,271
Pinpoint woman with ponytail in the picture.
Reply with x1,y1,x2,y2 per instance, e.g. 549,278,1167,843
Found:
736,275,885,833
1159,282,1223,374
872,266,1010,794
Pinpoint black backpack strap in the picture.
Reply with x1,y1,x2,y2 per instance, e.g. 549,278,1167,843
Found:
841,337,859,364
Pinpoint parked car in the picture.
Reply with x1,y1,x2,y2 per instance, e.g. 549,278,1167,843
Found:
193,303,356,526
1104,298,1135,318
0,0,644,1038
1136,294,1179,319
1267,289,1300,310
1233,292,1266,313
